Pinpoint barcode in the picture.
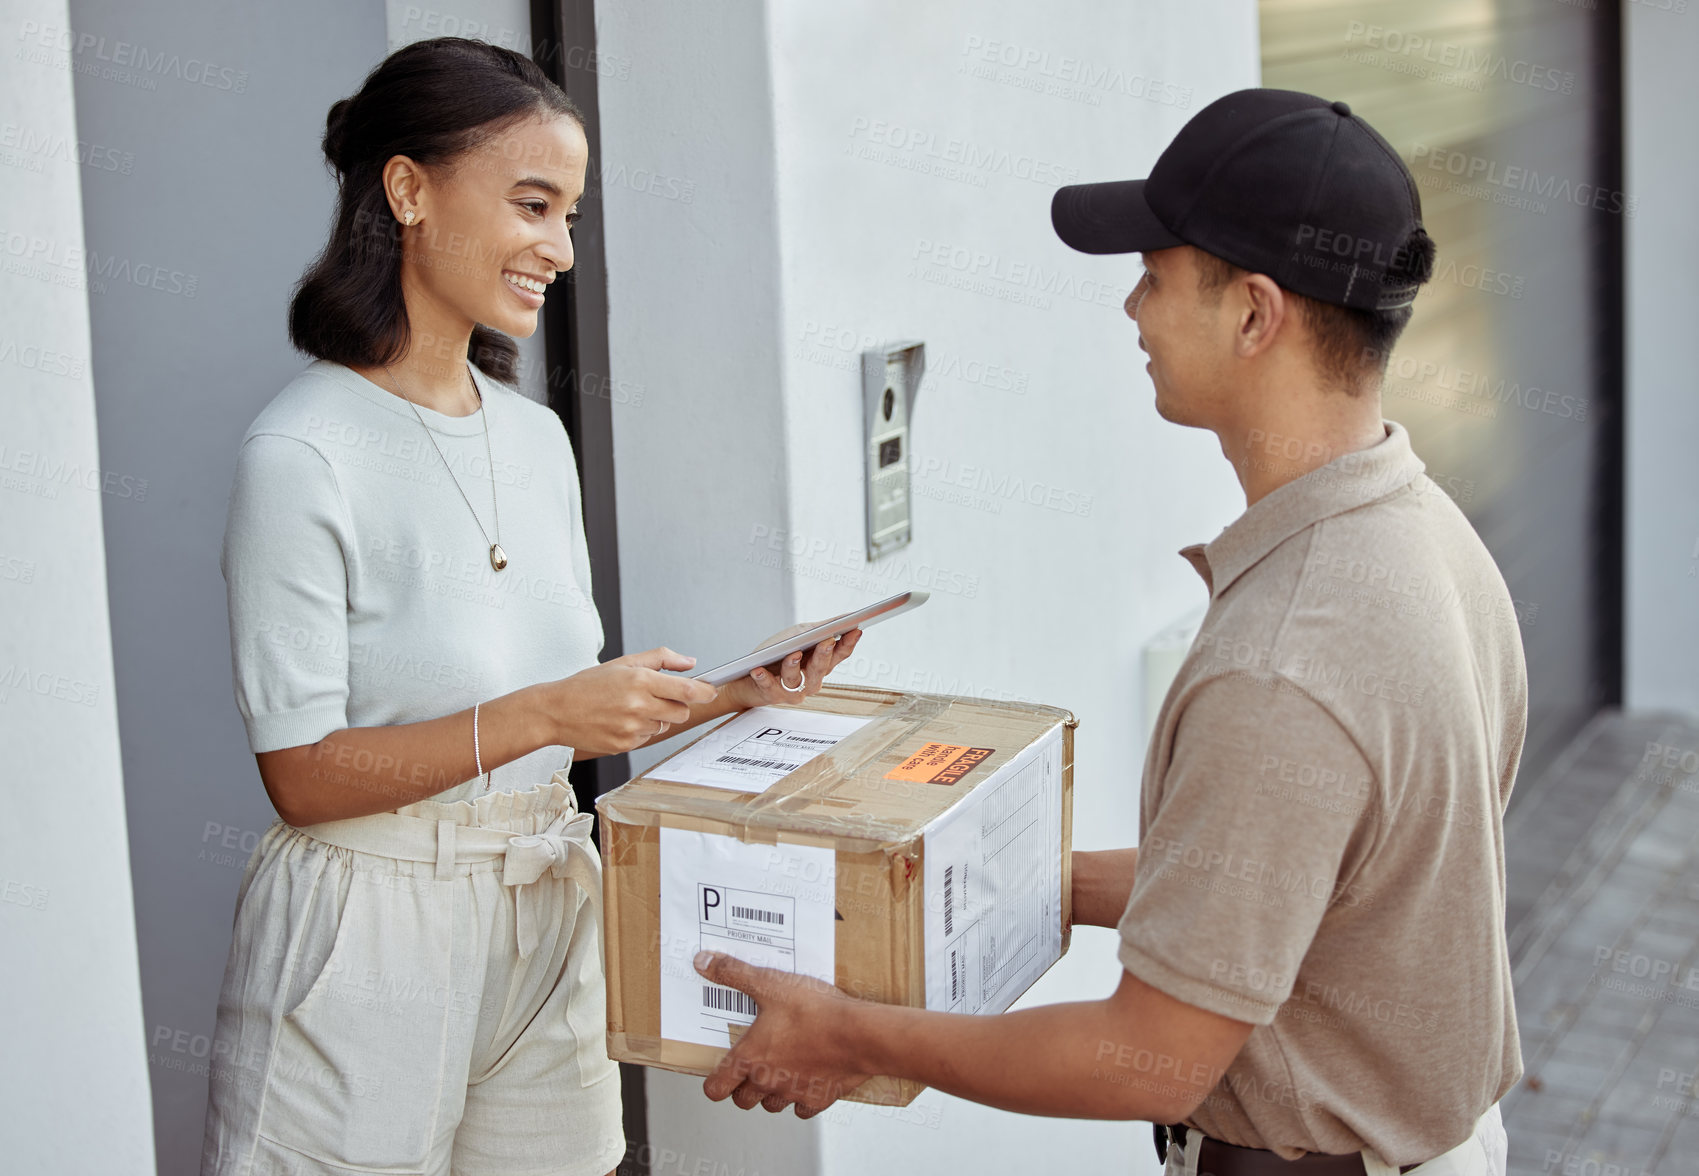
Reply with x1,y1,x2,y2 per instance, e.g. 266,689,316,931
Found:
944,865,954,936
731,905,784,925
702,984,758,1017
950,948,959,1003
713,755,797,771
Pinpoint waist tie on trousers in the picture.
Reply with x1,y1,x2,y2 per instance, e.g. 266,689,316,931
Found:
293,808,600,961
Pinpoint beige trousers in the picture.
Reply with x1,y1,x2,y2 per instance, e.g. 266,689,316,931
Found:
199,775,625,1176
1164,1103,1507,1175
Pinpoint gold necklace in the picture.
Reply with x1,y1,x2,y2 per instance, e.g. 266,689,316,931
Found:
388,363,509,572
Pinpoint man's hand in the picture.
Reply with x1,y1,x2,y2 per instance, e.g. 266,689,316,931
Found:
693,949,1254,1123
694,951,873,1117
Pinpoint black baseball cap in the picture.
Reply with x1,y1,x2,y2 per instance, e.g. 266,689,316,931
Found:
1051,88,1433,311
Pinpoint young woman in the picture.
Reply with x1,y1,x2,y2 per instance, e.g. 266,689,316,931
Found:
200,37,860,1176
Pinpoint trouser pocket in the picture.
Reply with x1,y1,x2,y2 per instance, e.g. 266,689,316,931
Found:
255,866,462,1171
559,886,619,1089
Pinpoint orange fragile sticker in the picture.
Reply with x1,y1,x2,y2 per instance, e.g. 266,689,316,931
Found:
884,743,996,785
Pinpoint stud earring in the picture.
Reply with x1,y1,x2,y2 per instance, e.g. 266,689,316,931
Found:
402,210,416,225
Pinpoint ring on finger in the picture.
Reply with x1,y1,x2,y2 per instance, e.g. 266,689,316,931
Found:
780,668,807,694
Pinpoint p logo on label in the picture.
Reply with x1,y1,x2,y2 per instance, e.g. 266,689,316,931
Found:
885,743,995,785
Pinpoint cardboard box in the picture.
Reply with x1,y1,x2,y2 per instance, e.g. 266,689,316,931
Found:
597,684,1075,1106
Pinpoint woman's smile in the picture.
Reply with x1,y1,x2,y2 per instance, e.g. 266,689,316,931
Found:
503,268,549,307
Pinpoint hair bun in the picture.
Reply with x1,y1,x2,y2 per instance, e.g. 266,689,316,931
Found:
323,98,354,173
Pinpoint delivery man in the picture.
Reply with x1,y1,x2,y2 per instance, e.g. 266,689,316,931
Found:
691,88,1526,1175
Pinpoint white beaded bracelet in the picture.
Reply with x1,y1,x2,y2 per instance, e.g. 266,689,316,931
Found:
474,700,489,790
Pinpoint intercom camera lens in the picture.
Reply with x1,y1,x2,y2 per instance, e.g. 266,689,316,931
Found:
882,387,894,421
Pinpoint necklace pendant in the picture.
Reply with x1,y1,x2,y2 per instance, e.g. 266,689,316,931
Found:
490,543,509,572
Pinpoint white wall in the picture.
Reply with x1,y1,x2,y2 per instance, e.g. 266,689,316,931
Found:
769,6,1258,1173
0,0,155,1169
598,2,1259,1173
596,4,808,1166
1624,2,1699,715
599,0,796,682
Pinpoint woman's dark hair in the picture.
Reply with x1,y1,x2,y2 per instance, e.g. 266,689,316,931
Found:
289,37,584,384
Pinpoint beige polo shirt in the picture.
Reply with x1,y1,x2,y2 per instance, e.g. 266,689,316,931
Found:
1116,419,1527,1166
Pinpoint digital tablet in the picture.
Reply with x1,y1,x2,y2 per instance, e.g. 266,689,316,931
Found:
689,589,930,686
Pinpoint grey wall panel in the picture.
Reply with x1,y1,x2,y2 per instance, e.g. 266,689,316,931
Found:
65,1,389,1170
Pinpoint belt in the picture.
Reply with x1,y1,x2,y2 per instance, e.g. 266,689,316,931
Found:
295,806,600,961
1154,1124,1422,1174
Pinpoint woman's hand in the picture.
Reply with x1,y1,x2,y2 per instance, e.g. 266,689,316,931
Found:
542,646,719,755
718,626,863,712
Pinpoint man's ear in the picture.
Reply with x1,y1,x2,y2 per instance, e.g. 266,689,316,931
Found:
1236,273,1289,360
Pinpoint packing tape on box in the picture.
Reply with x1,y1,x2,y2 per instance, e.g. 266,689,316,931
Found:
601,685,1079,849
600,685,989,849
